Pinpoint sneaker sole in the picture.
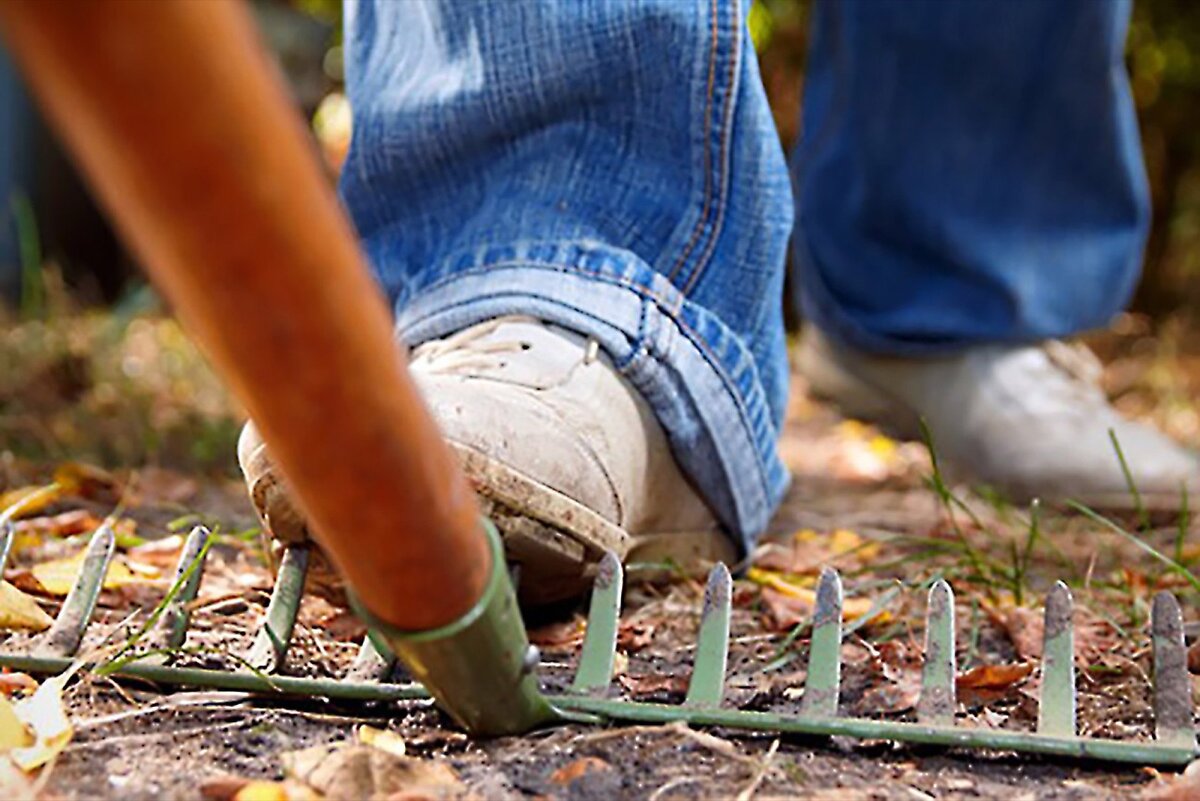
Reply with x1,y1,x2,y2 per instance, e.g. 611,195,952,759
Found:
450,442,632,604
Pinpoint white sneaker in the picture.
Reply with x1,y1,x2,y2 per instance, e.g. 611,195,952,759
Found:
796,326,1200,510
239,316,731,604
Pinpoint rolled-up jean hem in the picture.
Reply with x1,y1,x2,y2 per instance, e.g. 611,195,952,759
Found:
390,241,789,554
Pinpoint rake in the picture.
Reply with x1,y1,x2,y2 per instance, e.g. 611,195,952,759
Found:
4,0,1196,771
0,521,1195,767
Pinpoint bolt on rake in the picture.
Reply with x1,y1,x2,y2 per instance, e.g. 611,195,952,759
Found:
0,522,1195,766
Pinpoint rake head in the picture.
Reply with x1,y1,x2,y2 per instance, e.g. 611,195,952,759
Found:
0,523,1195,766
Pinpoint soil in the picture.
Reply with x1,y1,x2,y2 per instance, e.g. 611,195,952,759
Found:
6,352,1200,799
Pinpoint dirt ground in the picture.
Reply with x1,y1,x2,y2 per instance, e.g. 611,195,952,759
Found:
2,311,1200,799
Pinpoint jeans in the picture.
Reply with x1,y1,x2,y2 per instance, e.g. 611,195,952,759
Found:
341,0,1144,553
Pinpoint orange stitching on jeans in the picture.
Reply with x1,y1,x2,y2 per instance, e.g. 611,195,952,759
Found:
680,0,741,299
666,0,720,285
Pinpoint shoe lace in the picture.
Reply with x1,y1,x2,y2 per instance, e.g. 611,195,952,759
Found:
409,316,601,384
409,317,530,374
1041,339,1104,388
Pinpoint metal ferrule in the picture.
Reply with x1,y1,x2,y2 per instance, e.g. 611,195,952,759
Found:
350,519,558,735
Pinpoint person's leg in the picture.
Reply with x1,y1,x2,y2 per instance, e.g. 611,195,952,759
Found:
794,0,1197,505
242,0,794,598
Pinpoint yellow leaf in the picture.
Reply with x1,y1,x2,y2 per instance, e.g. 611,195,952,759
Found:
0,485,62,526
793,528,880,562
30,551,159,596
357,725,406,757
0,583,52,632
10,672,73,771
867,434,898,459
234,781,291,801
747,567,890,624
0,697,31,752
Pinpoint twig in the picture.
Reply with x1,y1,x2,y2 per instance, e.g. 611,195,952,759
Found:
735,738,779,801
648,776,702,801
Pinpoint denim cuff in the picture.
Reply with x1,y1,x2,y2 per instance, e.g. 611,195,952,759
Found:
392,240,789,554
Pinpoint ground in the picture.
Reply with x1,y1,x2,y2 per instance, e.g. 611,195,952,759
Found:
1,305,1200,799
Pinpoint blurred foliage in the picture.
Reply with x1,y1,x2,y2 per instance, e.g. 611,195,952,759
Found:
0,272,240,472
752,0,1200,316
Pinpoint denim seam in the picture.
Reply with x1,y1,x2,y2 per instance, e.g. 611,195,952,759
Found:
613,299,651,372
680,0,741,300
665,0,721,287
401,258,773,504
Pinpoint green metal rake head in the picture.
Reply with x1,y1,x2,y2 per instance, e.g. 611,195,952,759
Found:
0,523,1196,766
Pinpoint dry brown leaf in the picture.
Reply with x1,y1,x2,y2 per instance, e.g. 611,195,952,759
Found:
528,617,586,649
992,604,1117,663
616,620,655,652
201,775,253,801
0,582,52,632
283,742,470,801
1142,759,1200,800
616,672,689,697
860,676,922,714
13,509,102,539
52,462,119,501
550,757,612,786
955,662,1034,691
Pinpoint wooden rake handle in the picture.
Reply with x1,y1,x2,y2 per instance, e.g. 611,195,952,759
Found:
0,0,490,630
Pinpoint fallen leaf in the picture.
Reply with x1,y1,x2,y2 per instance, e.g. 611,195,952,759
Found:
616,620,655,652
0,696,31,751
52,462,119,500
755,528,880,576
0,484,62,525
550,757,611,786
283,742,469,801
200,776,317,801
234,781,290,801
11,671,74,771
955,662,1034,691
860,675,922,714
29,550,159,596
0,582,53,632
200,775,252,801
1142,758,1200,800
13,509,102,539
358,725,406,757
528,617,585,649
0,673,38,698
616,672,688,697
991,604,1117,663
751,572,888,631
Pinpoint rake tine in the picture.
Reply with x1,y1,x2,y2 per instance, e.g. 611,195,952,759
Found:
1151,591,1195,749
917,579,956,726
151,525,211,651
801,567,843,719
0,521,14,572
684,563,731,708
1037,581,1076,737
346,631,396,682
35,523,116,658
243,544,309,672
571,551,623,695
